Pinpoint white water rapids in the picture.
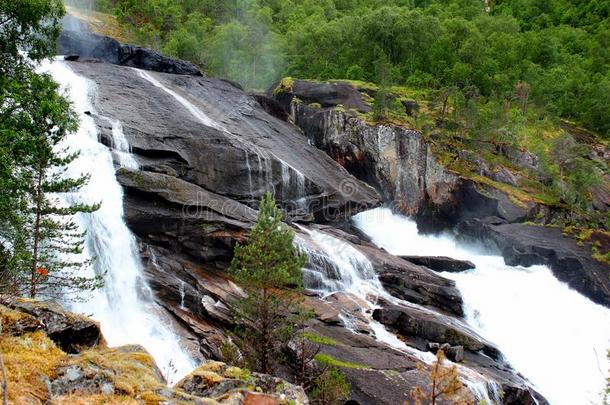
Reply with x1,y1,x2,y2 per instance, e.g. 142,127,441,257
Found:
298,227,502,403
41,60,196,383
353,207,610,405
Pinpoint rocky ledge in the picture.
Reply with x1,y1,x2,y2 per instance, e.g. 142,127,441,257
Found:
0,298,306,404
59,29,203,76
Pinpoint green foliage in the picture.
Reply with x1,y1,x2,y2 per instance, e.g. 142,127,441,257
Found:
0,0,65,75
309,367,350,405
372,52,394,121
301,332,338,346
228,192,306,374
314,353,367,369
109,0,610,134
0,0,102,298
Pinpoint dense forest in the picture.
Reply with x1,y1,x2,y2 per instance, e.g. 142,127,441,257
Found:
102,0,610,136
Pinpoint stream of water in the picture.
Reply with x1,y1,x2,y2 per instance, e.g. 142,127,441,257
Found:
353,207,610,405
42,60,196,383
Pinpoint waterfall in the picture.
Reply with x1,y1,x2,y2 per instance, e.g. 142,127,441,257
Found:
42,60,196,383
298,229,382,297
297,227,500,403
296,227,404,350
106,117,139,170
353,207,610,405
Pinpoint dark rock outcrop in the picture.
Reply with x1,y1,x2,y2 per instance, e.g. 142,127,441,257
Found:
299,225,464,317
269,79,371,113
426,342,465,362
59,30,202,75
458,219,610,307
66,59,380,363
1,298,103,353
400,256,475,272
176,361,307,403
303,318,545,405
270,82,609,309
372,304,500,359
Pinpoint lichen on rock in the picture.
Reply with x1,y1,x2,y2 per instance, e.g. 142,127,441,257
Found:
0,300,307,405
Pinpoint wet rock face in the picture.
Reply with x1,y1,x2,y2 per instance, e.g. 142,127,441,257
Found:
400,256,475,272
67,58,379,362
283,102,460,215
71,61,379,221
372,304,501,359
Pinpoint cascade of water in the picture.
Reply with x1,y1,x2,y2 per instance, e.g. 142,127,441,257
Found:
297,229,381,297
43,60,196,384
105,117,139,170
297,226,500,402
136,69,224,132
353,207,610,405
136,69,313,208
179,280,186,311
280,161,307,209
136,69,272,200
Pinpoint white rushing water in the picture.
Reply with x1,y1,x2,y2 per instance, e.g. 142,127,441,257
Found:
299,226,503,403
353,207,610,405
42,60,196,383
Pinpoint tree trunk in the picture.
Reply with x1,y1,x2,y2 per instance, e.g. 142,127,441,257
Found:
30,162,44,298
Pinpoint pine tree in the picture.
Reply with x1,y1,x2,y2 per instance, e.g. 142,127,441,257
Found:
228,192,306,374
1,0,101,298
15,72,102,298
409,350,473,405
372,52,394,121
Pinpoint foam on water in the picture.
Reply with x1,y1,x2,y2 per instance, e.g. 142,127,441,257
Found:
353,207,610,405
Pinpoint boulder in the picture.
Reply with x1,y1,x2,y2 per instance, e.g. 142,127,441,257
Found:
372,304,501,359
400,256,475,272
1,298,102,353
0,299,307,404
251,93,291,122
176,361,308,404
426,342,465,362
270,79,371,113
49,344,165,397
401,99,419,116
490,165,522,186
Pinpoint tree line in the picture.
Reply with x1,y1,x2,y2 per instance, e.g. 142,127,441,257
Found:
104,0,609,136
